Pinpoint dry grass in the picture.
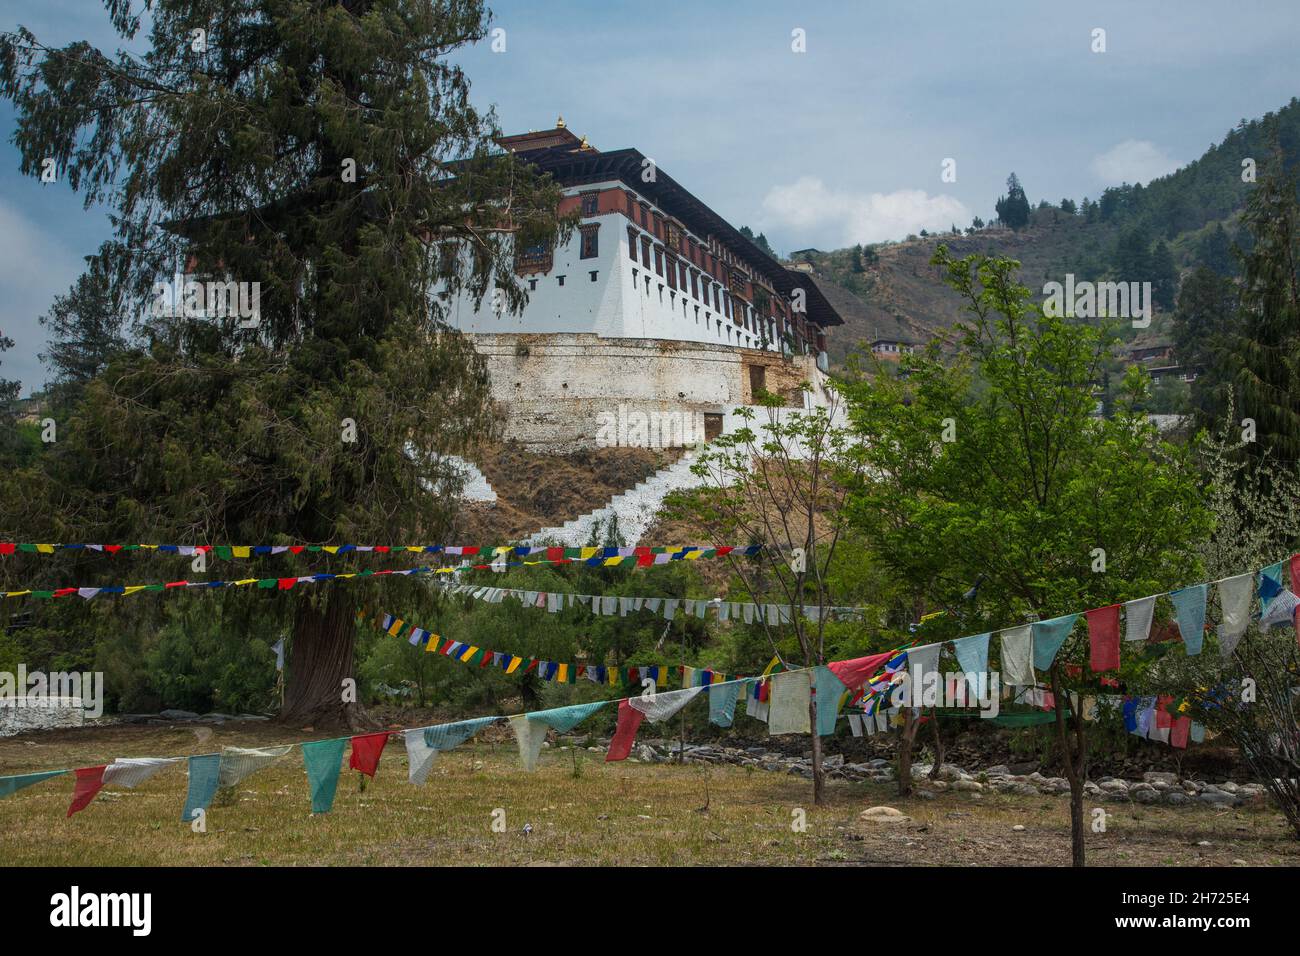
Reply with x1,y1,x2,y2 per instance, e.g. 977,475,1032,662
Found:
2,721,1298,866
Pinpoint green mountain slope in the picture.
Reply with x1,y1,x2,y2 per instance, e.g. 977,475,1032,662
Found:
805,96,1300,366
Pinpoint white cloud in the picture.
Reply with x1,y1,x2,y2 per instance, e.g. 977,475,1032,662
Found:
760,177,970,247
1090,140,1182,186
0,198,84,395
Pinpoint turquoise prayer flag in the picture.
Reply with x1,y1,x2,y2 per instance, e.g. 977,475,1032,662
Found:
180,754,220,824
0,769,67,800
708,681,742,728
1169,583,1208,656
528,700,608,732
302,738,347,814
424,716,500,752
952,632,991,700
1032,614,1079,671
813,666,846,736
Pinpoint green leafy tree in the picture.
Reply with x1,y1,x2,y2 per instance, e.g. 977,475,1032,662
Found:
0,0,569,729
669,390,868,806
841,246,1210,865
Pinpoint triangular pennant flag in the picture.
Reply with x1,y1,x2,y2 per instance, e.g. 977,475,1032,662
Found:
1217,573,1254,656
217,745,293,788
1260,589,1299,630
67,765,107,817
951,632,991,700
0,769,68,800
1085,605,1121,672
404,729,438,785
1169,584,1207,656
302,738,347,813
509,714,549,772
102,757,181,789
825,651,894,691
1032,614,1079,671
628,686,703,723
606,699,646,762
349,732,389,778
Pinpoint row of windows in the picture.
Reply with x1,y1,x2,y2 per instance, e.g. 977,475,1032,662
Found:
630,268,764,349
621,189,778,312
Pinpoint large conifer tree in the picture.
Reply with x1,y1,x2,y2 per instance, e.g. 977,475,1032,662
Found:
0,0,568,728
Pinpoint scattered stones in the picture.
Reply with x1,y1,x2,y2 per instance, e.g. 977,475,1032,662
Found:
1143,771,1178,787
1012,824,1026,832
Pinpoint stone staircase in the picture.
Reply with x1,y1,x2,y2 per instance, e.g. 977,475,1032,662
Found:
526,446,709,546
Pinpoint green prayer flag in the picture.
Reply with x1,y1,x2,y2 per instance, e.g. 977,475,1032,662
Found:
302,738,347,814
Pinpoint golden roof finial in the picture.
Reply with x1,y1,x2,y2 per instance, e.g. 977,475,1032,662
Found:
556,115,566,129
579,134,589,149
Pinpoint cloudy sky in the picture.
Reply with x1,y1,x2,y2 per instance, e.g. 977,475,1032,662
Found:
2,0,1298,394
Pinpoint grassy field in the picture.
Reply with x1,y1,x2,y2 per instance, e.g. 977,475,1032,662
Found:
2,721,1298,866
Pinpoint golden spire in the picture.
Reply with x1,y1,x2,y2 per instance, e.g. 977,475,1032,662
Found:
556,115,566,129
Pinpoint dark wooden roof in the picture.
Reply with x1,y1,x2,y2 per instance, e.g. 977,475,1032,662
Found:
512,145,842,328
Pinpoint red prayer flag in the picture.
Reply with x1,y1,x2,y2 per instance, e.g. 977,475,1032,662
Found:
1086,604,1121,672
606,700,646,762
349,732,389,778
826,652,894,692
1170,716,1191,749
0,542,15,555
67,765,107,818
1290,553,1300,592
1155,695,1174,729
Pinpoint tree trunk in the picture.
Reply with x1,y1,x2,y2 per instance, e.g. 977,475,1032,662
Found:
928,710,945,779
1048,665,1086,867
810,696,825,805
280,588,378,732
897,707,916,797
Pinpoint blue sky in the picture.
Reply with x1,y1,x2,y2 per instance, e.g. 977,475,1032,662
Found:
2,0,1298,395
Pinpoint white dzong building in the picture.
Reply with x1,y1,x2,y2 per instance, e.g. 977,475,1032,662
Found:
442,120,845,454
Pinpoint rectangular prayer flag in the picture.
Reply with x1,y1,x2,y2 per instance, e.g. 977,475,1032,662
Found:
1085,604,1121,672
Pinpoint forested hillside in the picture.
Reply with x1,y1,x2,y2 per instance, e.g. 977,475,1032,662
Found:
805,97,1300,366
